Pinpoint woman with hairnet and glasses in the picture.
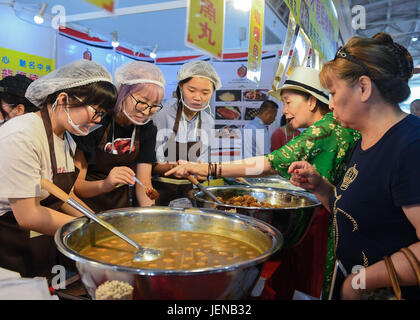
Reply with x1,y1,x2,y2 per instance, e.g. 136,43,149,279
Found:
152,60,221,205
72,61,165,211
0,60,117,278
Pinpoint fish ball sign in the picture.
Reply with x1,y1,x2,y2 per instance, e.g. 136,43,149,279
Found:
185,0,225,59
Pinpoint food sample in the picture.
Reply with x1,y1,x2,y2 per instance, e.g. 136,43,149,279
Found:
214,194,304,208
146,187,160,200
79,231,261,270
216,195,282,208
95,280,133,300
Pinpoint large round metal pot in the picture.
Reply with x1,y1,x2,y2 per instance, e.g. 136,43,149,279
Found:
55,206,283,300
190,185,321,248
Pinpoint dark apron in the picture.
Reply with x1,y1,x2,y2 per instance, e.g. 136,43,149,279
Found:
153,105,203,206
79,120,140,212
0,106,79,278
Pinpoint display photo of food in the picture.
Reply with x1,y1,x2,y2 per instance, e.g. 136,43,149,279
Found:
216,106,241,120
216,90,242,102
215,124,241,139
243,89,268,101
244,107,259,120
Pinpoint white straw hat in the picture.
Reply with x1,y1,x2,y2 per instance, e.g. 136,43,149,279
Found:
269,67,329,105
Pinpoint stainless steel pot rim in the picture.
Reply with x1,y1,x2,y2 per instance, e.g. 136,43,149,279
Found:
55,207,283,276
193,185,321,210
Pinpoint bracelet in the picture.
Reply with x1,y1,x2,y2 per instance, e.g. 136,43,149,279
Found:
384,256,402,300
400,247,420,286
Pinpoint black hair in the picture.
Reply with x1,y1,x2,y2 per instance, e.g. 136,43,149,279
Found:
321,32,414,106
43,81,117,112
259,100,279,113
0,74,38,113
1,92,39,113
175,77,193,101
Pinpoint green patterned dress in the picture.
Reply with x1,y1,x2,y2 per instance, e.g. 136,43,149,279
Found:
266,112,360,299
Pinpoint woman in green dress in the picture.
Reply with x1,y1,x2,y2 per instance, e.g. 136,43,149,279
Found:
166,66,360,299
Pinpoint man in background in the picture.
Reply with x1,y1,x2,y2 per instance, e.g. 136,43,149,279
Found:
410,99,420,117
242,100,278,158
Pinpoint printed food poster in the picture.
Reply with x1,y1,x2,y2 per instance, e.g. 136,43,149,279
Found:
209,55,281,160
243,89,268,101
244,107,260,120
215,106,241,120
216,90,242,102
215,124,241,139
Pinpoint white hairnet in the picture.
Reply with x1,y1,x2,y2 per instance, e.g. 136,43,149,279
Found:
114,61,165,89
177,60,222,90
25,59,113,107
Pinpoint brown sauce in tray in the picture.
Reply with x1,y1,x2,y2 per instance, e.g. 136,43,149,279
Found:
79,231,261,270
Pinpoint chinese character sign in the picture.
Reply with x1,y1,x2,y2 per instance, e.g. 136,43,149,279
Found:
0,47,55,81
185,0,225,59
247,0,265,83
84,0,114,13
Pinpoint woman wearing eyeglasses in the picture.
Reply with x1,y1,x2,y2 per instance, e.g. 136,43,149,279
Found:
72,61,165,211
0,60,117,277
152,60,221,206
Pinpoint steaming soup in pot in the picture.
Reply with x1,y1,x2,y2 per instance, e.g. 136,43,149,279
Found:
79,231,262,270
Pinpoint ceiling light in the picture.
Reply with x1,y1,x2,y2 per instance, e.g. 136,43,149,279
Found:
112,31,119,48
412,37,418,42
149,44,158,59
233,0,252,12
34,3,48,24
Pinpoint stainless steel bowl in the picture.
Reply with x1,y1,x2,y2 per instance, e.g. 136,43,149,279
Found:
224,175,305,191
55,206,283,300
190,186,321,248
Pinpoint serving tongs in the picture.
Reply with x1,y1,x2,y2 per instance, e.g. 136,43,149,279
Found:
187,175,224,205
235,177,253,186
41,179,162,262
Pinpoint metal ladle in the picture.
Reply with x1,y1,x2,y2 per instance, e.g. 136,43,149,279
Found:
41,179,162,262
